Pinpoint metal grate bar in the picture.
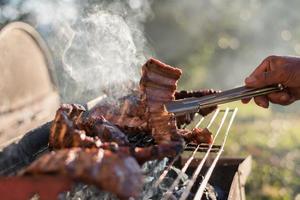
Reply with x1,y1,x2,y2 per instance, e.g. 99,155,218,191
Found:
161,109,221,199
179,108,230,200
154,109,220,187
205,109,220,129
184,144,221,153
154,148,184,188
154,115,205,187
195,116,205,129
193,108,238,199
162,145,200,199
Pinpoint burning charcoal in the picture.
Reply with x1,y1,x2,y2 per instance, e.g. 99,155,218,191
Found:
211,185,227,200
60,183,118,200
202,184,218,200
141,158,169,199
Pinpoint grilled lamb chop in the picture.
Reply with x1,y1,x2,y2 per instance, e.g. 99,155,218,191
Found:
22,148,143,200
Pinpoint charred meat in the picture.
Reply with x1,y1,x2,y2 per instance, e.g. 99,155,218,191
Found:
49,104,129,149
178,128,213,145
89,58,216,145
139,58,183,144
21,58,217,200
22,148,143,200
49,104,181,164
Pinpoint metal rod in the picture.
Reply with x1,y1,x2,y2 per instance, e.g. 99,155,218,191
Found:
185,144,221,153
184,146,221,153
186,144,221,148
193,108,238,199
154,149,184,188
206,109,220,129
154,115,205,187
162,145,201,199
179,108,230,200
195,116,205,129
162,109,221,199
155,108,218,189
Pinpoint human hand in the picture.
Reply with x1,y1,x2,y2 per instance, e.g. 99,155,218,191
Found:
242,55,300,108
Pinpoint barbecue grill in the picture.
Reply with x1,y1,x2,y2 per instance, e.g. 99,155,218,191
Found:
0,22,251,200
0,107,251,200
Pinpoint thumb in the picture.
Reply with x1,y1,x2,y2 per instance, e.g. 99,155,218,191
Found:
245,71,282,88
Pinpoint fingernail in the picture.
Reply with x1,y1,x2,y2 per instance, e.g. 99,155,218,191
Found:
245,77,257,84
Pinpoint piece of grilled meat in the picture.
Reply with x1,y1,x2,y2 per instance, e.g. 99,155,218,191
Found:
49,104,130,149
49,104,182,164
22,58,217,200
178,128,213,145
139,58,182,144
22,148,143,200
89,58,216,146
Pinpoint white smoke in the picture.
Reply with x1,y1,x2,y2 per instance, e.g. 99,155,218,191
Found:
0,0,153,103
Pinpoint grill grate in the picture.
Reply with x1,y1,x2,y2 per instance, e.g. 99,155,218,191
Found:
155,107,238,200
0,107,238,200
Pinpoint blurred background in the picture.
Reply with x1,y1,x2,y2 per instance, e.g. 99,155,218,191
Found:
1,0,300,199
146,1,300,199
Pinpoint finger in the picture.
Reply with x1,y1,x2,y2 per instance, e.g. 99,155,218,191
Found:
253,95,269,108
245,56,285,88
245,70,283,88
241,98,251,104
267,91,295,105
267,91,290,104
244,58,270,87
249,57,271,77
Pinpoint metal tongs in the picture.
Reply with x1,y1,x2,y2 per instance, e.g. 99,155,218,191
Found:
166,84,284,116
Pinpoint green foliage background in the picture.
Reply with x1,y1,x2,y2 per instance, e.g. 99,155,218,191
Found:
146,0,300,199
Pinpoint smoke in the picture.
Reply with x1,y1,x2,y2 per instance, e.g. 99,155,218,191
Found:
0,0,153,103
